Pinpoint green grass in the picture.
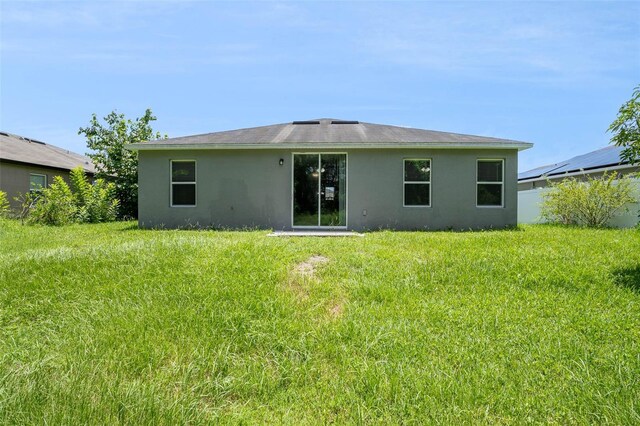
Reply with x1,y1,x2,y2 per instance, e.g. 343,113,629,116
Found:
0,220,638,424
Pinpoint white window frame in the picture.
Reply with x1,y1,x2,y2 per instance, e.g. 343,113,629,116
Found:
476,159,504,208
403,158,432,208
29,173,47,192
170,160,197,207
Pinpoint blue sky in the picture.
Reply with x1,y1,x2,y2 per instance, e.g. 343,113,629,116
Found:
1,1,638,171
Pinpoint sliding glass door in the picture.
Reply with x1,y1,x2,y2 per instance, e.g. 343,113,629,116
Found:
293,153,346,227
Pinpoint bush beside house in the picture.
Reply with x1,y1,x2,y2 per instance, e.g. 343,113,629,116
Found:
0,191,9,218
19,167,118,226
540,172,637,227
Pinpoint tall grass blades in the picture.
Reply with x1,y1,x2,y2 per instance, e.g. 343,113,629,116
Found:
0,221,638,423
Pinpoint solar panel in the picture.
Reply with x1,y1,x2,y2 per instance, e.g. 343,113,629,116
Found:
24,137,46,145
519,146,627,180
550,146,624,174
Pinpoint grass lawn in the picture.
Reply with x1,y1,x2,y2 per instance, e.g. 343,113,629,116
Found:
0,220,639,424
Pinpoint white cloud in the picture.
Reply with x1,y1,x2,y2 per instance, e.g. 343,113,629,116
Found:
0,0,184,30
352,2,639,85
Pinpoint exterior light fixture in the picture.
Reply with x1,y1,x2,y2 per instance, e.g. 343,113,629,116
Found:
279,158,284,166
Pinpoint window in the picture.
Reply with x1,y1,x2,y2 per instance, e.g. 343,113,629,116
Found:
171,160,196,206
477,159,503,207
29,174,47,192
404,159,431,207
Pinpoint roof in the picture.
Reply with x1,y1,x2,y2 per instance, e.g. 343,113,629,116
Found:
518,145,632,181
127,118,532,151
0,131,96,174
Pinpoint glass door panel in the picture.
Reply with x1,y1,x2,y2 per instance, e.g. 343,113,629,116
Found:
293,154,319,226
320,154,346,226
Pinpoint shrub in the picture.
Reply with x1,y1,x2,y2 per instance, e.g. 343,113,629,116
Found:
541,172,637,227
69,167,119,223
14,192,40,224
28,176,77,226
22,167,119,226
0,191,9,218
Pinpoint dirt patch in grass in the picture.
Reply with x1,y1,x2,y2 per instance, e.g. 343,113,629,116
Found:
288,256,347,321
293,255,329,278
328,300,344,320
286,255,329,300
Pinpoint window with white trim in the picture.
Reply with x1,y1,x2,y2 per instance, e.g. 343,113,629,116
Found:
477,159,503,207
171,160,196,206
29,174,47,192
404,159,431,207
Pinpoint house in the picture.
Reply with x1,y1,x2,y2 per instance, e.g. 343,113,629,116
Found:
0,132,96,212
518,145,640,227
127,119,532,230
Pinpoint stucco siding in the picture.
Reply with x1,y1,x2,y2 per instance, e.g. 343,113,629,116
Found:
0,161,74,212
138,150,291,229
138,148,519,230
346,149,518,230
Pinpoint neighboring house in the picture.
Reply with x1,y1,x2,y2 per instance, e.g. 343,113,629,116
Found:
518,145,640,227
0,132,96,212
127,118,532,231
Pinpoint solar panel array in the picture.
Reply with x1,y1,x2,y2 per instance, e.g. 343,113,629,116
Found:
519,145,628,181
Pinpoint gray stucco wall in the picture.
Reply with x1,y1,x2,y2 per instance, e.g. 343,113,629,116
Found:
137,148,519,230
0,161,75,212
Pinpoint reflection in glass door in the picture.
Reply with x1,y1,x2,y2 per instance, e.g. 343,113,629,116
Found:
293,154,319,226
293,154,346,227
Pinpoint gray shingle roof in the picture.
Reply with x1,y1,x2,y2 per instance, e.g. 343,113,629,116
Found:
0,132,96,173
128,118,532,150
518,145,631,181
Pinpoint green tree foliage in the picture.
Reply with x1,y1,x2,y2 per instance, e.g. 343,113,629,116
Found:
608,85,640,165
541,172,636,227
24,167,118,226
0,191,9,218
78,109,165,219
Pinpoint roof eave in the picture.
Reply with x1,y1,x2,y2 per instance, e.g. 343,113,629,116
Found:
126,142,533,151
0,157,96,174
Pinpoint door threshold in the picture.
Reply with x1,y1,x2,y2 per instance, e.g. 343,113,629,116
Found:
268,231,364,237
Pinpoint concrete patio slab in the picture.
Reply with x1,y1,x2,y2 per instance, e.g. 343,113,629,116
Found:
268,231,364,237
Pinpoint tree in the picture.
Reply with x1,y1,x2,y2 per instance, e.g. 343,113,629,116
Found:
78,109,165,219
608,85,640,165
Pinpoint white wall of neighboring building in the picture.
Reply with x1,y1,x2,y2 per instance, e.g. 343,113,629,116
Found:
518,178,640,228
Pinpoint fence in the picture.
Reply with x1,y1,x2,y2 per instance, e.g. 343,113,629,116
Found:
517,178,640,228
